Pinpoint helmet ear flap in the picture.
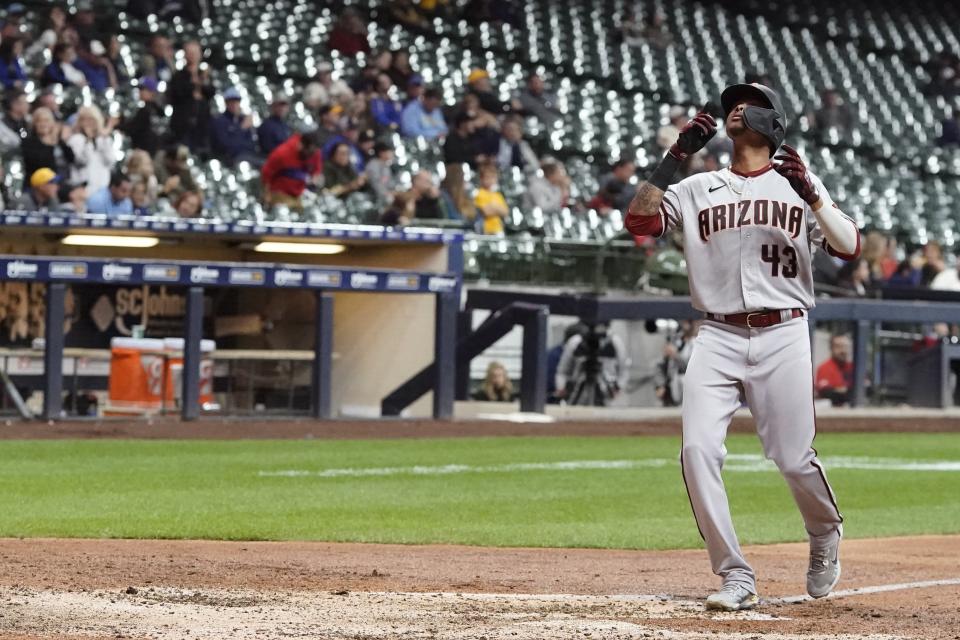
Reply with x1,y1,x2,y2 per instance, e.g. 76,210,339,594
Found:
741,105,786,157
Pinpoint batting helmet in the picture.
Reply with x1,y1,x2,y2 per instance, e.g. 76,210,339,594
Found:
720,82,787,157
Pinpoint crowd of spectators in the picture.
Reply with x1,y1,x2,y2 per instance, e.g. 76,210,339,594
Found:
0,2,755,232
812,232,960,297
0,2,214,217
0,1,956,270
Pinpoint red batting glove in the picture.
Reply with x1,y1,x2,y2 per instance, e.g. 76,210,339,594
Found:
774,144,819,205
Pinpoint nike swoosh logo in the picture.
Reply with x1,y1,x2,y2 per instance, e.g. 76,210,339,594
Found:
709,184,725,193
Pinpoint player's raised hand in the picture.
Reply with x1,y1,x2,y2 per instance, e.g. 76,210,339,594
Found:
774,144,819,205
669,105,717,160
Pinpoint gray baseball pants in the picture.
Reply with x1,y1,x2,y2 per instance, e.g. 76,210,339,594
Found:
680,316,843,593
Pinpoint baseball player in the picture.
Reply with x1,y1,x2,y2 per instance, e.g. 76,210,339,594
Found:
624,83,859,611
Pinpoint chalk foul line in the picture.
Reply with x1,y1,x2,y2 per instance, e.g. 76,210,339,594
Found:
258,453,960,478
767,577,960,605
258,459,674,478
391,576,960,608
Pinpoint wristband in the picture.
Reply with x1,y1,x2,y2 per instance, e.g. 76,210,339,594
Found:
648,151,683,191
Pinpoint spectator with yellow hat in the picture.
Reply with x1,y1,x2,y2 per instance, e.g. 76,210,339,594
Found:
314,104,344,148
466,68,521,115
11,167,60,212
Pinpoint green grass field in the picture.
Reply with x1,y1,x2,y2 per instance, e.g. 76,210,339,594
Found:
0,433,957,549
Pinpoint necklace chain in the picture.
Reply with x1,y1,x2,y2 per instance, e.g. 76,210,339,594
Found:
725,168,745,196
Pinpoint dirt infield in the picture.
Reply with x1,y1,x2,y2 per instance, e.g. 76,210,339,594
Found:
0,535,958,639
1,414,957,638
2,411,959,439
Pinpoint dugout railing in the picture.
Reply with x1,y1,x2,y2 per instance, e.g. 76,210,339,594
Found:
381,301,549,416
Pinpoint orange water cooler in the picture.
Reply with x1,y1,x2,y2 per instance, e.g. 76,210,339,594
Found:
106,338,166,415
107,337,218,415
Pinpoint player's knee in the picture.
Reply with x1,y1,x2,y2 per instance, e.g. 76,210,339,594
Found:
772,455,810,478
681,440,722,466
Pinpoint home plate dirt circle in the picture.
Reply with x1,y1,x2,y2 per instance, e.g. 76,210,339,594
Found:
0,587,910,640
0,535,958,639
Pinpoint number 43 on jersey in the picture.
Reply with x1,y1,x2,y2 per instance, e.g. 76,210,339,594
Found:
761,244,798,278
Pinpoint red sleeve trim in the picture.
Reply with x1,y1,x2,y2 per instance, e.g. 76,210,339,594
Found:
823,220,861,260
624,207,664,238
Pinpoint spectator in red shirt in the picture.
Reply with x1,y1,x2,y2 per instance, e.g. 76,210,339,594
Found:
261,131,323,211
588,180,624,216
816,334,854,406
328,8,370,57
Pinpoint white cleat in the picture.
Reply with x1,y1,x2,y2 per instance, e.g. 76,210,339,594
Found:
807,531,842,599
705,583,760,611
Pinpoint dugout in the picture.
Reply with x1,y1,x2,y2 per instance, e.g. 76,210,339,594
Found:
0,212,462,419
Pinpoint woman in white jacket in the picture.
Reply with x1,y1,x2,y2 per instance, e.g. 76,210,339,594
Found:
67,105,116,192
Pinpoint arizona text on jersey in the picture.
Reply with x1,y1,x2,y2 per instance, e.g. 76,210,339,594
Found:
626,164,861,315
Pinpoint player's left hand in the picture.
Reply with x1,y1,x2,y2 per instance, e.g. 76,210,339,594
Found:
773,144,819,205
670,107,717,160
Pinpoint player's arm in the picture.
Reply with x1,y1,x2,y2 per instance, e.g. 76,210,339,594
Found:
774,144,860,258
624,108,716,235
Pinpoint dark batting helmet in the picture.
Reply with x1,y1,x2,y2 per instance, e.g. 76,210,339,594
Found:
720,82,787,157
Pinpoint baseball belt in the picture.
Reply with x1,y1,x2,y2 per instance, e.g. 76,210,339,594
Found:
705,308,805,329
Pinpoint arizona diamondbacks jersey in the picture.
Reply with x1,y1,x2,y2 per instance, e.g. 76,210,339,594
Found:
653,165,856,314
